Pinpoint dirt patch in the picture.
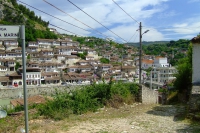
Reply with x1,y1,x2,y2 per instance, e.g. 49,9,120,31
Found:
24,103,200,133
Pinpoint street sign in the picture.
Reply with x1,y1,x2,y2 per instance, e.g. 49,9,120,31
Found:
0,25,20,40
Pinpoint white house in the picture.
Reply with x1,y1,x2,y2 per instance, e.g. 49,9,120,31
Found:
151,67,177,83
37,38,54,49
3,40,18,50
28,41,38,47
152,56,169,67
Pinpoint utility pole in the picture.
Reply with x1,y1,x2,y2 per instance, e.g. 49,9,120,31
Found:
139,22,142,84
139,22,149,84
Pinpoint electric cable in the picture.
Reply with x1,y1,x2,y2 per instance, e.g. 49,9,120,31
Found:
43,0,109,39
112,0,139,24
65,0,128,43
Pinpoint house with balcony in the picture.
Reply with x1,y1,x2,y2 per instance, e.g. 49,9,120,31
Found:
0,65,7,72
97,64,112,72
87,49,96,55
41,72,60,84
3,40,18,50
0,76,11,87
142,59,154,69
39,49,54,56
85,56,94,61
39,55,53,62
63,72,92,84
28,52,40,62
5,50,22,59
121,65,136,79
19,67,41,86
67,66,79,73
28,41,38,47
77,49,84,54
7,72,22,87
37,38,54,49
53,41,60,47
0,58,16,72
108,66,122,80
56,46,76,55
60,40,79,47
27,62,39,68
39,63,62,72
96,64,113,78
76,60,89,66
65,55,80,66
81,45,90,50
60,41,73,46
26,46,39,53
0,50,6,58
151,67,177,83
79,65,92,73
27,41,39,52
102,54,111,61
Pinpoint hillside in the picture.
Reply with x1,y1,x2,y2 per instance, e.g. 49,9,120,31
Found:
126,41,169,47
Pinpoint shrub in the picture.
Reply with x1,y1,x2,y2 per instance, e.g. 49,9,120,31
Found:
36,82,139,120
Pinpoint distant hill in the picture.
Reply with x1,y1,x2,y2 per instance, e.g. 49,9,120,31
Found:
125,41,169,47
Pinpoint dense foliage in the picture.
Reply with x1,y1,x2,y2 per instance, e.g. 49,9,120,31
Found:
173,43,192,101
100,58,110,64
142,39,190,66
36,82,139,120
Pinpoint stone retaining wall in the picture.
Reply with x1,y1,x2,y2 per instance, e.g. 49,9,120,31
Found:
140,85,158,104
0,85,80,99
189,85,200,112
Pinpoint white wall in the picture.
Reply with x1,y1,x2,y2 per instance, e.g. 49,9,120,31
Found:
193,44,200,84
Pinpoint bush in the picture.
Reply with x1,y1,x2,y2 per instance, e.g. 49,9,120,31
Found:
36,82,139,120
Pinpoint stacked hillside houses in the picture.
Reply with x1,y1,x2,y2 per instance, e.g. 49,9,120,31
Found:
0,38,137,87
0,37,177,89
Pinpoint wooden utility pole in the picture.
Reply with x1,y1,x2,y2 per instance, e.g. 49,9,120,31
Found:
139,22,142,84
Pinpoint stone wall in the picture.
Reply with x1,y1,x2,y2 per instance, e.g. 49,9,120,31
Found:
0,85,81,99
140,85,158,104
189,86,200,112
0,84,159,105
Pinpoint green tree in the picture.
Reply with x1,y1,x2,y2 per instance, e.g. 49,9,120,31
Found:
173,43,192,101
15,62,20,71
100,58,109,64
27,54,31,59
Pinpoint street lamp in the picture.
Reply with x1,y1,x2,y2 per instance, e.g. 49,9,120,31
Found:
139,22,149,84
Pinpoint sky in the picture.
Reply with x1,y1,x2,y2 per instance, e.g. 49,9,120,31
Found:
17,0,200,43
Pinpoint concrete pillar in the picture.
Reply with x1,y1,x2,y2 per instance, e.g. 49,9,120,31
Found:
192,38,200,84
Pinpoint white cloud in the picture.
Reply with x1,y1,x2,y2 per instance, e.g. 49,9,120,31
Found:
188,0,200,3
18,0,170,42
162,16,200,35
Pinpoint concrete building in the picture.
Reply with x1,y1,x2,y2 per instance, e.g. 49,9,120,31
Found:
151,67,177,83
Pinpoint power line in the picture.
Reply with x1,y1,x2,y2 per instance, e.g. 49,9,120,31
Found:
17,0,90,33
112,0,139,24
2,2,84,37
49,23,82,37
43,0,109,39
133,31,139,43
66,0,128,43
128,30,137,42
143,26,200,31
